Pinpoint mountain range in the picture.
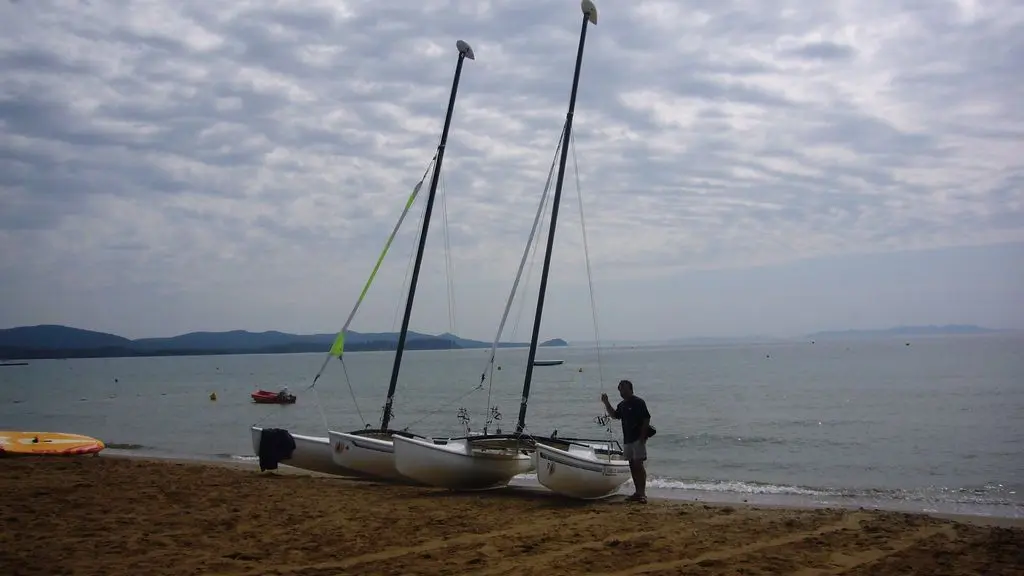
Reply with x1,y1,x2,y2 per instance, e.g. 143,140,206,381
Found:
0,325,568,360
0,323,1010,360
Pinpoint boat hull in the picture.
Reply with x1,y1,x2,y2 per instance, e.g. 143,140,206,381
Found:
392,435,533,490
251,390,296,404
534,442,631,500
327,430,410,482
250,426,359,476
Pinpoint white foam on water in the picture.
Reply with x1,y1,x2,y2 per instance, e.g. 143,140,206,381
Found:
645,477,825,496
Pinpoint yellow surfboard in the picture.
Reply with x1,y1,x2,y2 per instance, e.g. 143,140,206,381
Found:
0,431,105,457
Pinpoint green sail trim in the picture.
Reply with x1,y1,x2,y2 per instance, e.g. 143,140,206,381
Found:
327,180,424,358
329,331,346,357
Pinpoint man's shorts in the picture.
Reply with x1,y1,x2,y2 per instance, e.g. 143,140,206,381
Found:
623,440,647,462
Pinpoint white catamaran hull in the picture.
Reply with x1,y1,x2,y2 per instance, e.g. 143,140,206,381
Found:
534,442,631,500
327,430,411,482
250,426,359,477
392,435,533,490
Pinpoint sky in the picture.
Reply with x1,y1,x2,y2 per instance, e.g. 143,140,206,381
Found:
0,0,1022,343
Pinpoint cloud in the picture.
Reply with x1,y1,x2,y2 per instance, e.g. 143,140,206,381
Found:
0,0,1022,340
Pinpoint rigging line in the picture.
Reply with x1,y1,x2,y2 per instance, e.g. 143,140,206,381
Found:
480,122,566,426
340,162,434,429
250,406,283,428
390,137,444,333
484,173,554,431
509,184,550,342
440,167,457,339
391,136,444,332
404,382,486,429
312,386,329,431
508,157,556,346
339,355,366,427
310,153,438,388
569,130,606,392
491,179,552,428
392,180,430,332
393,132,446,333
484,121,564,363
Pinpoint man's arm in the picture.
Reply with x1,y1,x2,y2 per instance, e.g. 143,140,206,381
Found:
600,393,620,419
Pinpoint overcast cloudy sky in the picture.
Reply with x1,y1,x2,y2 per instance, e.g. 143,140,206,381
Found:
1,0,1021,342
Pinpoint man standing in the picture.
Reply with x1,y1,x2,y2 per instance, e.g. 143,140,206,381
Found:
601,379,651,503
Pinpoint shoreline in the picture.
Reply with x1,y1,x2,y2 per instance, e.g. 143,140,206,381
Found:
102,450,1024,528
110,447,1024,521
2,455,1022,575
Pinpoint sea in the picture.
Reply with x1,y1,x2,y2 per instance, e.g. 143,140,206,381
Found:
2,334,1022,519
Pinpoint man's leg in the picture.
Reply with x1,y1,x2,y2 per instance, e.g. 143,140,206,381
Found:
634,441,647,497
625,442,647,502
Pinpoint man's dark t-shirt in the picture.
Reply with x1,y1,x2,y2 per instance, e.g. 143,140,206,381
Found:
614,396,651,444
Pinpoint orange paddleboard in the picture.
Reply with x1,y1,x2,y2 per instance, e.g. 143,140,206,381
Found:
0,431,105,457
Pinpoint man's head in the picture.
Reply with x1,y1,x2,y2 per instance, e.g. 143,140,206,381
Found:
617,379,634,400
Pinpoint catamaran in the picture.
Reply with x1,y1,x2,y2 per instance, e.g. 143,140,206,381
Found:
325,40,476,481
393,1,632,499
251,40,476,480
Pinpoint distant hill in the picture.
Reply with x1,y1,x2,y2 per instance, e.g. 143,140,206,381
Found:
807,324,1007,340
0,325,134,350
0,325,568,360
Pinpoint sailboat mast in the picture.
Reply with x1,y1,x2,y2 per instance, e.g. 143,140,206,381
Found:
516,2,597,434
380,40,475,431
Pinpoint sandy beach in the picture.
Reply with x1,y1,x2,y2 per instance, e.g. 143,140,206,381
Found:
1,456,1022,575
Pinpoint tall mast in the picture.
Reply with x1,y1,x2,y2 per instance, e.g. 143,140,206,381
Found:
380,40,475,431
516,1,598,434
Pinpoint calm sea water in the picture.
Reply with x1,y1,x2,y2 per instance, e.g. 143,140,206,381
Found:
2,335,1022,518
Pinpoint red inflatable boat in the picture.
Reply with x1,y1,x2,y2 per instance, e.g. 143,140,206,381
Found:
251,389,297,404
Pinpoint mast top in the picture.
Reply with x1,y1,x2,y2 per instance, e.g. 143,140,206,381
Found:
581,0,598,25
456,40,475,60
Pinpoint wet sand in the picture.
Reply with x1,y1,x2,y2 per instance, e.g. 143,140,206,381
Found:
1,456,1022,575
